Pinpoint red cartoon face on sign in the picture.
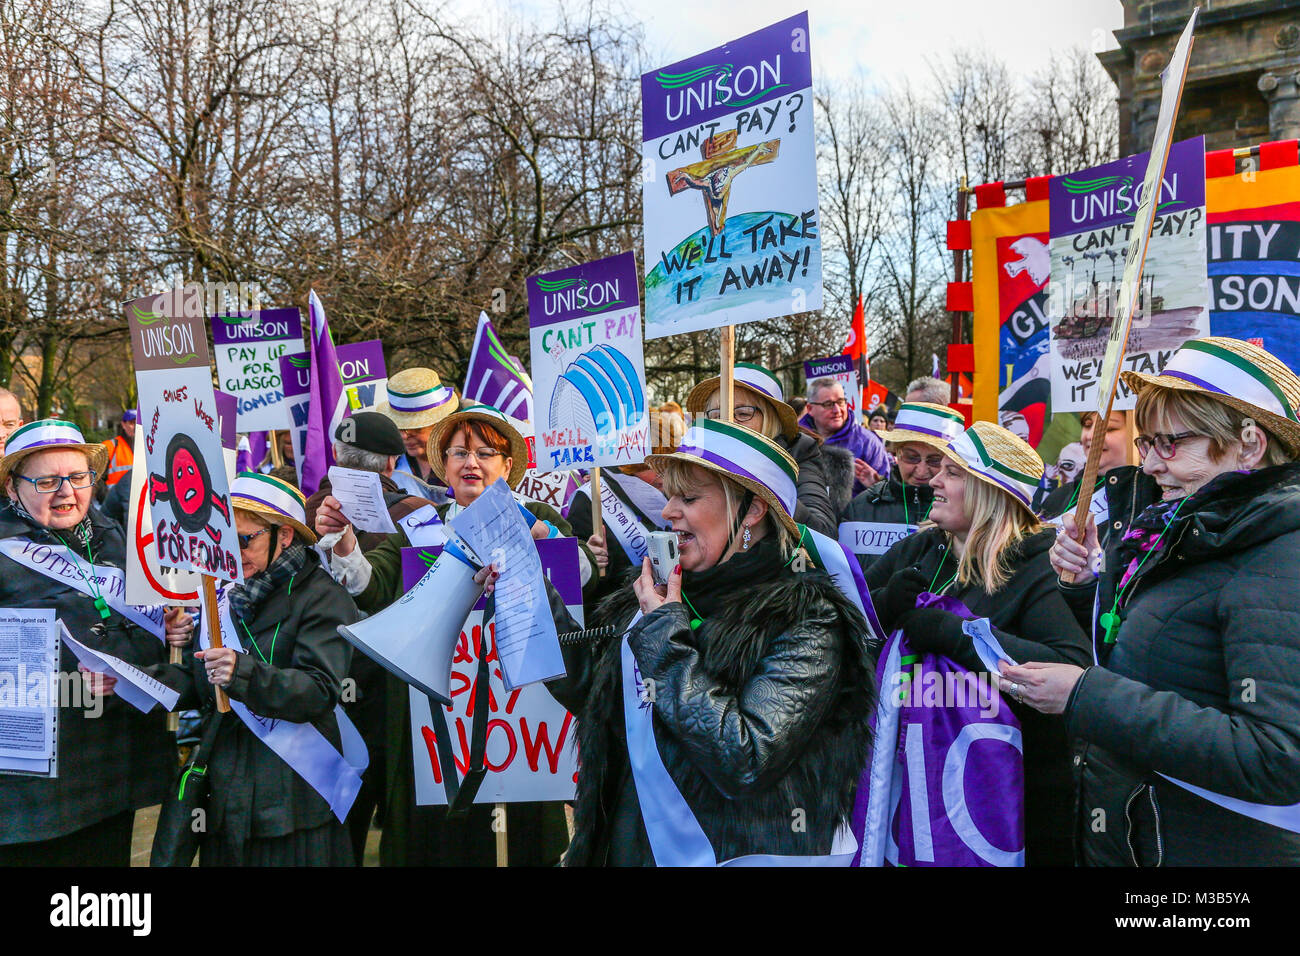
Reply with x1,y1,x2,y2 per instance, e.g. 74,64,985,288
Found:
149,433,230,543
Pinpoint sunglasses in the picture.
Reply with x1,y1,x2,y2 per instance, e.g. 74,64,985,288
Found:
237,527,273,550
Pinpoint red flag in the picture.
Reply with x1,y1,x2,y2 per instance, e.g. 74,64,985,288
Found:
842,294,868,407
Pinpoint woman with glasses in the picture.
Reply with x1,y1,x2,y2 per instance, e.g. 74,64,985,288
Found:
683,363,854,536
866,421,1090,865
839,402,966,573
149,473,361,866
315,404,594,866
0,421,177,865
1006,338,1300,866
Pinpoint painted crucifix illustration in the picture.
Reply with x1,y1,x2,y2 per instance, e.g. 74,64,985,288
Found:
666,129,780,236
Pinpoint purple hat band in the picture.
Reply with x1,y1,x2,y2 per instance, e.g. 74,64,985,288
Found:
894,422,955,440
389,388,455,414
672,442,796,514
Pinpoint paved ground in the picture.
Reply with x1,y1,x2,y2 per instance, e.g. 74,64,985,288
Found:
130,805,382,866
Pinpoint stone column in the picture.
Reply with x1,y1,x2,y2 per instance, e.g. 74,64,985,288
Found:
1258,70,1300,142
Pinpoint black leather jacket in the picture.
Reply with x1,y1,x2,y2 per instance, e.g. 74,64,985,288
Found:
545,556,875,866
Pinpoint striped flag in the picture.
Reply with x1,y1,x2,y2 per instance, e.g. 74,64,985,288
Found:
301,290,350,497
463,311,533,421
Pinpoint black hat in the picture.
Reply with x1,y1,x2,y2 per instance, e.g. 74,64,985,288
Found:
335,412,405,456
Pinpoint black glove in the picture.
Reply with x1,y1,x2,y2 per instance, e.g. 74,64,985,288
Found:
897,606,967,657
874,566,931,633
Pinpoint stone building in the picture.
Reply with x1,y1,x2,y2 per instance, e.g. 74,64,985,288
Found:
1099,0,1300,154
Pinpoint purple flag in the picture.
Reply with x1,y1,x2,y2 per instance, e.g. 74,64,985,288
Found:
463,311,533,421
852,596,1025,867
301,290,349,496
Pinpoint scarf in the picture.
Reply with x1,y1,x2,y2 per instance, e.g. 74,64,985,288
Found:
227,542,312,623
3,495,96,556
679,534,789,624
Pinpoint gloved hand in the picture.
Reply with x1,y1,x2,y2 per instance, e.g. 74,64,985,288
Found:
897,606,967,657
874,566,931,633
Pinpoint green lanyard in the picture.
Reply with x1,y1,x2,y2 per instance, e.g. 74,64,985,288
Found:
928,549,958,596
680,542,810,631
1099,499,1184,644
54,531,110,620
1066,476,1106,514
238,573,296,663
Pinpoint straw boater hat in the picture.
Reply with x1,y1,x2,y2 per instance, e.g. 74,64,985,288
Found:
878,402,967,456
0,420,109,490
646,417,801,538
943,420,1044,515
427,404,530,487
685,362,800,441
1119,336,1300,457
229,472,318,544
378,367,459,430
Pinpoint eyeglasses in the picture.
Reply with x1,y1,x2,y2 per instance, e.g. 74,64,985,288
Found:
13,471,96,494
808,398,848,410
705,405,762,424
1134,431,1201,461
237,527,272,550
898,451,944,468
445,447,504,463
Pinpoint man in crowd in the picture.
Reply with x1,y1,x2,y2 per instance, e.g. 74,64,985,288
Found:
99,409,137,487
905,376,950,405
378,367,457,500
800,377,889,493
0,388,22,454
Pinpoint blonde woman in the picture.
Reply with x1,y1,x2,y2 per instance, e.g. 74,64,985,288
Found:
866,421,1089,866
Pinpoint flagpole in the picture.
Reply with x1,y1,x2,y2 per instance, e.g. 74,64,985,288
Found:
1063,12,1197,583
590,466,604,576
495,803,509,867
719,326,735,422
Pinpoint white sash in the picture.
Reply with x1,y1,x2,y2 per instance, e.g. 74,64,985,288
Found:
620,614,857,866
580,474,668,565
201,589,368,822
0,537,165,638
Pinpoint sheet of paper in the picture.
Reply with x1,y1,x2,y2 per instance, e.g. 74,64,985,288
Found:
60,624,180,714
0,607,58,777
448,479,565,690
329,466,398,534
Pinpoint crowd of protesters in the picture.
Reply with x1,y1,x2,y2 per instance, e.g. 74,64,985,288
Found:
2,335,1298,867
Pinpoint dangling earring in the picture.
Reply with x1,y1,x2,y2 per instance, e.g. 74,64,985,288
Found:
741,524,752,551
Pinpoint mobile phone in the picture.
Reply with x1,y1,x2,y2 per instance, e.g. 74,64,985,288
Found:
647,531,679,586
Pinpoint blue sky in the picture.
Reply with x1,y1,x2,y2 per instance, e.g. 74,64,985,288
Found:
445,0,1126,88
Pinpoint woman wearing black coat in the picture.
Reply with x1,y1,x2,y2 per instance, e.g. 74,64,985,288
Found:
1014,337,1300,866
479,418,875,865
154,473,360,866
685,362,852,536
868,420,1090,866
0,421,174,865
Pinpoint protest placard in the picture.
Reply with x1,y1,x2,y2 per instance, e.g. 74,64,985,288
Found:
803,354,859,418
403,537,581,804
279,352,312,488
212,308,306,431
641,11,821,338
337,340,388,410
1048,136,1210,411
126,293,240,584
528,251,649,471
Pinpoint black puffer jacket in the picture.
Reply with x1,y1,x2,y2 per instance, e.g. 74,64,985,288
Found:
546,539,876,865
866,527,1090,865
0,502,172,844
779,430,853,537
153,557,358,859
1068,463,1300,866
840,467,933,572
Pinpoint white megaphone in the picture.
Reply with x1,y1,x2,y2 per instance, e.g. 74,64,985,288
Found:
338,540,481,704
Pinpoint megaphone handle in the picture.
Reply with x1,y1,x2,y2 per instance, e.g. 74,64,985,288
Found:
444,595,494,819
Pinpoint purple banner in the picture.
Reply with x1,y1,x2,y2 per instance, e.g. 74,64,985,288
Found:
336,339,387,387
1049,136,1206,236
527,251,638,328
214,390,238,450
803,354,852,379
463,312,533,421
210,307,303,346
278,353,311,398
640,11,812,142
401,537,580,613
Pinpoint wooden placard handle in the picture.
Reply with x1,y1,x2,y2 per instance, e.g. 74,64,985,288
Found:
202,575,231,713
590,466,605,577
